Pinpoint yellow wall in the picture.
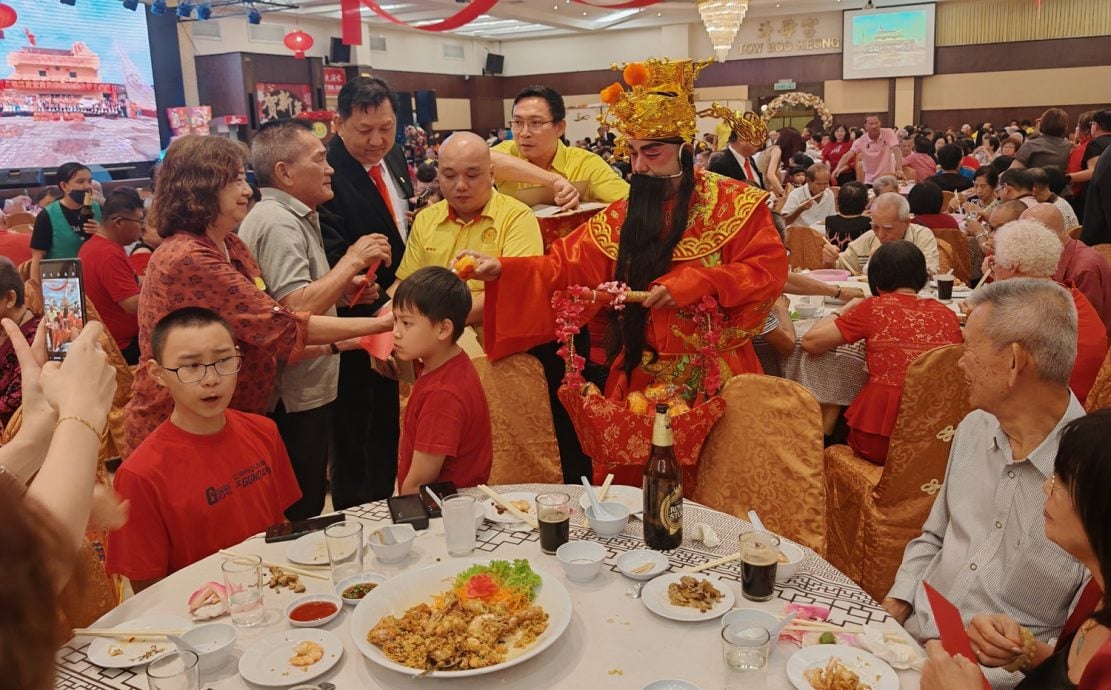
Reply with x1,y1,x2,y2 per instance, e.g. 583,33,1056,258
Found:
920,66,1111,111
432,98,472,131
822,79,888,114
936,0,1111,46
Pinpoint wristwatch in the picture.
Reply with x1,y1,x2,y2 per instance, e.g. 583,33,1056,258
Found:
329,343,340,355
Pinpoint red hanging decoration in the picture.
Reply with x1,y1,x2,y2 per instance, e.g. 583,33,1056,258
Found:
283,29,314,59
0,4,17,40
340,0,500,45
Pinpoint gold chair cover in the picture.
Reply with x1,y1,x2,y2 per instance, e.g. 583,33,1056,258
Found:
823,343,970,601
1094,244,1111,267
692,374,827,554
929,228,972,285
1085,347,1111,412
785,226,828,271
935,237,954,276
471,353,562,484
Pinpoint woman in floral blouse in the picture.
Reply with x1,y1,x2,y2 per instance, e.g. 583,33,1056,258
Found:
123,136,393,456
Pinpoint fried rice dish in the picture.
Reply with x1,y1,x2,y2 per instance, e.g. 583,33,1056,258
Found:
804,657,872,690
367,560,549,671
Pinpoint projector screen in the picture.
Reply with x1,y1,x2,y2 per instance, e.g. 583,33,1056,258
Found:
842,3,936,80
0,0,160,169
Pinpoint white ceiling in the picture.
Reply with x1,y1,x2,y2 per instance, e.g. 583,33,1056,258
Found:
278,0,907,41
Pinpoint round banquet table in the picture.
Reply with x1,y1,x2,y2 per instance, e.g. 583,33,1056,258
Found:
56,484,922,690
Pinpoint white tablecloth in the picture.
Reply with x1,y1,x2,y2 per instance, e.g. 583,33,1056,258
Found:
56,484,921,689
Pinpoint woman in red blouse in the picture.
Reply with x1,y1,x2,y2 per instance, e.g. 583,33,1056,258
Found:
823,124,854,186
122,136,394,456
801,241,963,464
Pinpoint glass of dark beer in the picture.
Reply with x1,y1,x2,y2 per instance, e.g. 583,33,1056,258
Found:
537,492,571,554
740,531,780,602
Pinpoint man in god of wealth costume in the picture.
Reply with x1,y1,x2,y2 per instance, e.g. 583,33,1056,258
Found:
463,58,787,403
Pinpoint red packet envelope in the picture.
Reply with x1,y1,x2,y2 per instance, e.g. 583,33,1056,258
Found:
359,299,394,360
923,582,991,690
350,260,381,305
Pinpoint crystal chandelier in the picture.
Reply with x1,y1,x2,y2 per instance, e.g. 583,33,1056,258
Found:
697,0,750,61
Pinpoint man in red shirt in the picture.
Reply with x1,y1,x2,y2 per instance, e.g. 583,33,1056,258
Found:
107,307,301,592
992,219,1108,404
392,266,491,495
78,187,143,363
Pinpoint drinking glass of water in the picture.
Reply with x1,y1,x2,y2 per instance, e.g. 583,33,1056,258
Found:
721,624,770,689
443,494,477,556
221,554,264,627
146,650,200,690
325,520,365,582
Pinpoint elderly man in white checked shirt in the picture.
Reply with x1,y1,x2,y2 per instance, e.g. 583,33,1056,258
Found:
884,278,1088,690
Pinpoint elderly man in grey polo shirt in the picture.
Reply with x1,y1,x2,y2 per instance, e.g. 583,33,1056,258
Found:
884,278,1087,690
240,118,391,520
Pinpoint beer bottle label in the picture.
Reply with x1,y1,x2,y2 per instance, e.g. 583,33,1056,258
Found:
660,484,682,534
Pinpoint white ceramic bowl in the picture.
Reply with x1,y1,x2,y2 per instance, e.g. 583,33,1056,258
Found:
776,541,805,582
180,622,237,673
556,541,606,582
616,549,669,580
284,593,343,628
721,607,780,633
585,501,630,537
334,571,387,606
367,523,416,563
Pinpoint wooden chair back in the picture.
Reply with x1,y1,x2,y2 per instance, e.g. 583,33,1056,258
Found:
694,374,826,553
930,228,972,285
785,226,828,271
471,353,562,484
5,211,34,227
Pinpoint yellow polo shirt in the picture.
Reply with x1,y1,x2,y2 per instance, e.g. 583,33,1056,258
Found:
396,190,543,293
492,139,629,203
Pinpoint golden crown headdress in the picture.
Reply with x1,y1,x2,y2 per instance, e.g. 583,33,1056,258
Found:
598,57,714,143
696,102,767,148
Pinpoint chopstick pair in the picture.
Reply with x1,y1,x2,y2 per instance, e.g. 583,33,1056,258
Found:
476,484,538,529
217,550,329,580
72,628,184,639
597,473,614,502
682,552,740,574
783,620,868,634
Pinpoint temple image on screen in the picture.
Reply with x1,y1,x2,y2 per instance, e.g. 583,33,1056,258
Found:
0,0,161,168
842,4,936,80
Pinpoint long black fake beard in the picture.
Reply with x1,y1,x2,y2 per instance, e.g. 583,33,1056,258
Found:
608,146,696,379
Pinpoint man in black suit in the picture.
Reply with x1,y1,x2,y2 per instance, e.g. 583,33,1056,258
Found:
320,76,414,508
709,122,765,188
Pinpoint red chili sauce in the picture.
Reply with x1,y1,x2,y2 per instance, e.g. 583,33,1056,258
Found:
289,601,338,622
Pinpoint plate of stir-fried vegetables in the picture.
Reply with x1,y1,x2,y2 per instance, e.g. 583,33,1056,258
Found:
351,559,572,677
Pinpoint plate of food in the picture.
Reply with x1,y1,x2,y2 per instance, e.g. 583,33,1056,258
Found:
286,531,330,566
483,491,538,524
84,614,191,668
641,573,735,622
786,644,898,690
237,628,343,687
578,484,643,515
351,558,572,677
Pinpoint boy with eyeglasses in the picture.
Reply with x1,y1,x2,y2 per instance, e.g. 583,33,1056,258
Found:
107,307,301,592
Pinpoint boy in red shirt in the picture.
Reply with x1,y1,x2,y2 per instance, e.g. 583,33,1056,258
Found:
107,307,301,592
394,266,492,495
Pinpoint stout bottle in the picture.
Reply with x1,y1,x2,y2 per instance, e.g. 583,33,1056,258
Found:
77,191,95,228
643,403,682,550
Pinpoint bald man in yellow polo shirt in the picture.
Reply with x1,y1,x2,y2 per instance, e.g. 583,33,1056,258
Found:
491,85,629,209
393,131,542,327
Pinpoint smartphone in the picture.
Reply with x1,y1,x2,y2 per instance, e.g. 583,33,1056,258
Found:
387,494,429,530
39,258,86,361
419,481,458,518
263,512,345,543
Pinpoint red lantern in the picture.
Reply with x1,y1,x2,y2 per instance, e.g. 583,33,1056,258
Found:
284,29,313,59
0,4,17,40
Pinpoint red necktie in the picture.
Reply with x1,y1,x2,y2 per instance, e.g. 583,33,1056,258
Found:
743,157,755,182
368,164,396,222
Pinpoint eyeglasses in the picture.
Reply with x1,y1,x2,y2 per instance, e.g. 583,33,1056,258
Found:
160,355,243,384
508,119,554,133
